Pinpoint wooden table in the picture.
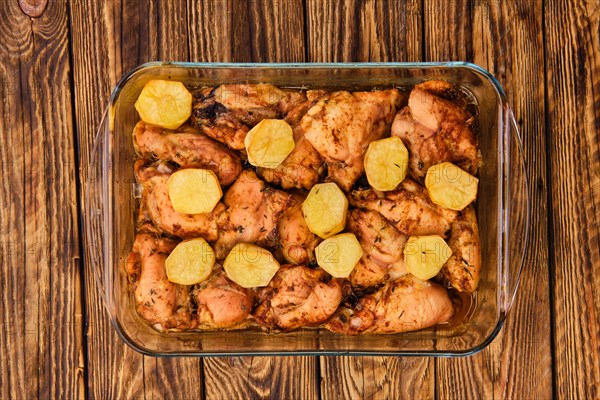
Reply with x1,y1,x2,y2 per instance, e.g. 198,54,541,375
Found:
1,0,599,398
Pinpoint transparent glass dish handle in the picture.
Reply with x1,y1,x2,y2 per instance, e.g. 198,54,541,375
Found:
83,109,111,312
502,104,531,314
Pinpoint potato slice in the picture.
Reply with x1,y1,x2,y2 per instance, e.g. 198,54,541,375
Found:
364,137,409,191
245,119,295,168
425,162,478,211
167,168,222,214
404,235,452,280
165,238,215,285
301,182,348,239
135,80,192,129
315,233,363,278
223,243,280,288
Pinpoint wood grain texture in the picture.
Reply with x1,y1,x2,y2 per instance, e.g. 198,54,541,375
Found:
204,356,318,400
191,3,320,397
70,0,205,398
306,0,422,62
545,0,600,398
305,2,436,399
425,0,554,398
0,0,84,398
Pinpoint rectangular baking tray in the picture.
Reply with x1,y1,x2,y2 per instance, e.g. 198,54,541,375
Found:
83,62,530,356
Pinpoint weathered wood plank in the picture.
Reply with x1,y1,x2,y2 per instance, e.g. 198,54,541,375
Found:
305,1,436,399
425,0,554,398
545,0,600,397
192,2,320,398
0,0,84,398
306,0,422,62
70,0,206,398
204,356,318,400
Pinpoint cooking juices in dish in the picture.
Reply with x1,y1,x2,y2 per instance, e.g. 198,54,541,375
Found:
127,80,482,334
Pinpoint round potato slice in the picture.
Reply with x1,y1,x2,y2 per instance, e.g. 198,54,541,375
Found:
135,80,192,129
165,238,215,285
301,182,348,239
364,137,409,191
167,168,222,214
245,119,295,168
224,243,280,288
425,162,478,211
315,233,363,278
404,235,452,280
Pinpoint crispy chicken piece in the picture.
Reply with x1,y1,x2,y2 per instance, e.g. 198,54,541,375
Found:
391,80,480,181
325,275,453,334
438,206,481,293
302,89,402,191
126,234,195,330
192,84,307,150
135,161,226,241
254,265,346,330
133,121,242,185
193,269,255,329
214,170,293,259
257,91,327,190
350,178,458,237
278,193,321,265
347,209,408,289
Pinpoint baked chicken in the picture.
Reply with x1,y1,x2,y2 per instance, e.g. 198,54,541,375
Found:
302,89,402,191
325,274,453,334
254,265,346,330
438,206,481,293
277,193,321,265
126,234,195,330
133,121,242,185
193,269,255,329
127,80,482,335
135,160,226,242
213,170,293,259
192,84,307,150
347,209,407,289
350,178,458,237
257,90,327,190
391,80,480,181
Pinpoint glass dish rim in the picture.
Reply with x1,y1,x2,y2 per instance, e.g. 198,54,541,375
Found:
92,61,529,357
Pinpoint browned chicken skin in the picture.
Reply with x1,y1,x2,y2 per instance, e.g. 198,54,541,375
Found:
129,81,483,334
257,90,327,190
214,170,293,259
347,209,407,289
254,265,346,330
350,179,458,237
135,161,226,242
133,121,242,185
391,80,480,181
325,275,453,334
278,193,321,265
126,234,195,330
193,269,255,329
439,206,481,293
192,84,307,150
302,89,402,191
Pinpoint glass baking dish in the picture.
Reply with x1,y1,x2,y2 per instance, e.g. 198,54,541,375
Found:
83,62,530,356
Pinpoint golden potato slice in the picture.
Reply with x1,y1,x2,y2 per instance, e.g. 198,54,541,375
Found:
425,162,478,211
165,238,215,285
315,233,363,278
245,119,295,168
223,243,280,288
301,182,348,239
134,80,192,129
167,168,222,214
364,137,409,191
404,235,452,280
